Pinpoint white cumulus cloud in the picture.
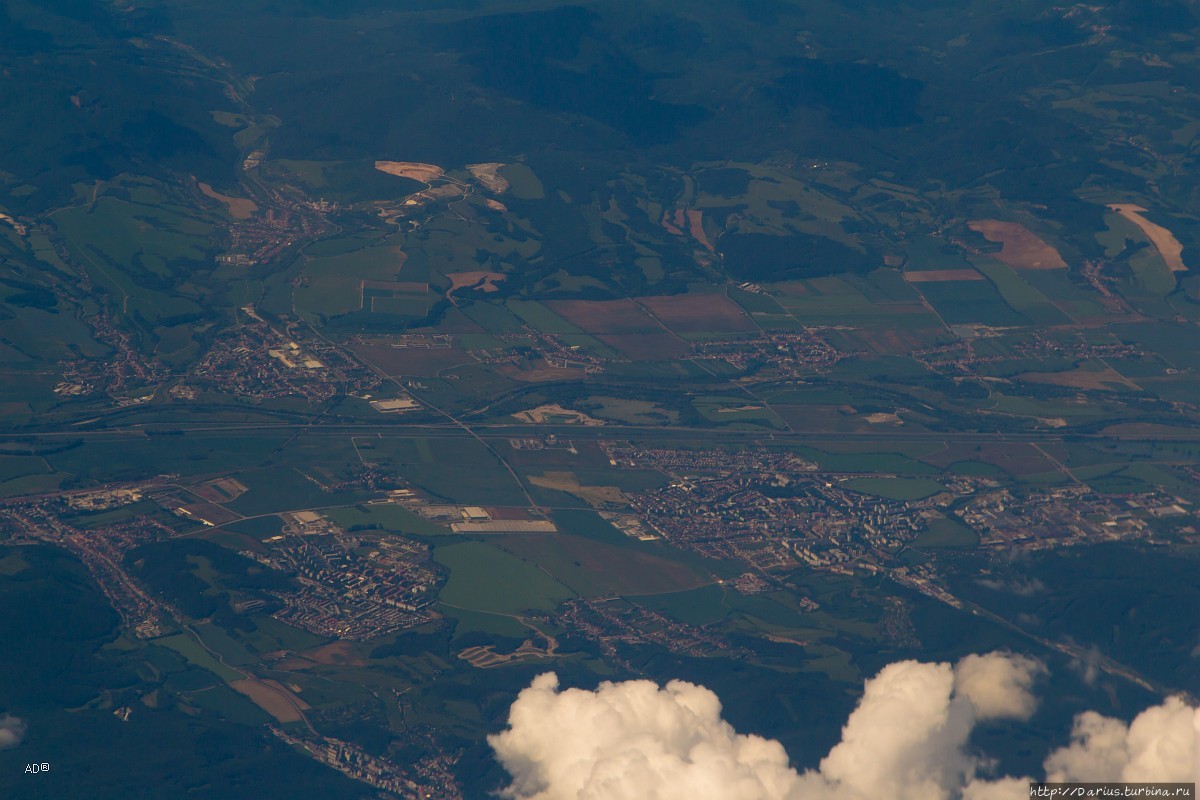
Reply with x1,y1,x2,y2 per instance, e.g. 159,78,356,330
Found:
488,672,801,800
491,654,1198,800
1044,696,1198,783
954,652,1045,721
0,714,26,750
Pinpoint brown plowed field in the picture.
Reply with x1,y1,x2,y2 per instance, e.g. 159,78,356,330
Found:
597,333,693,361
968,220,1066,269
904,269,985,282
230,678,308,723
547,299,666,333
636,294,757,333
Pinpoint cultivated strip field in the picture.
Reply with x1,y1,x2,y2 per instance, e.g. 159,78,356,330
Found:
905,269,985,282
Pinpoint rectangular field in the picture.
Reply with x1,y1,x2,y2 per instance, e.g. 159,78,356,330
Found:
491,534,708,597
351,344,475,376
635,294,758,333
546,299,668,333
597,333,693,361
904,269,985,282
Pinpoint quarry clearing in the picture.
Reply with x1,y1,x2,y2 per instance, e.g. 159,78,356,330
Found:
467,163,510,193
374,160,444,184
513,404,604,426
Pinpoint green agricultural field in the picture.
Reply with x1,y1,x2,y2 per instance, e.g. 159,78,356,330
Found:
914,279,1027,327
800,643,861,682
727,591,814,629
240,616,329,654
460,302,529,333
0,471,67,497
796,447,941,475
68,500,163,530
773,277,894,321
156,632,244,683
498,163,545,199
223,516,285,539
505,299,582,333
491,534,709,597
696,402,786,429
632,584,730,627
984,393,1119,422
570,468,668,492
295,242,412,320
728,287,790,315
0,454,54,484
972,261,1073,325
396,461,530,506
185,683,272,726
47,435,288,484
843,477,946,500
552,507,742,579
434,541,575,615
326,504,452,536
51,182,219,332
0,552,29,576
584,396,679,425
439,604,533,640
1075,463,1198,500
945,461,1007,477
225,467,365,517
913,516,979,549
192,622,259,667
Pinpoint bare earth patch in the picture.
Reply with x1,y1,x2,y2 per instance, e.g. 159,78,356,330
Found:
199,183,257,220
189,476,249,503
177,501,241,526
229,678,309,723
446,271,505,295
548,298,666,334
968,220,1066,269
300,642,367,666
374,160,444,183
459,640,556,669
1018,362,1139,392
467,163,510,193
1108,204,1188,272
513,404,604,425
686,209,715,252
529,471,628,506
